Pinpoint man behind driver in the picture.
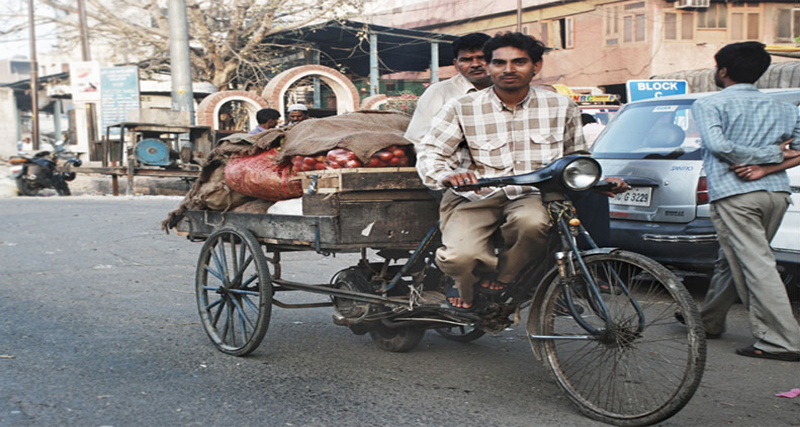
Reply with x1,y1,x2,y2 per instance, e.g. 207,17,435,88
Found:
416,32,586,310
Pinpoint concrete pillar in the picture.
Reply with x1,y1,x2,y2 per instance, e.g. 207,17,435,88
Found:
431,42,439,83
370,33,379,97
312,50,321,109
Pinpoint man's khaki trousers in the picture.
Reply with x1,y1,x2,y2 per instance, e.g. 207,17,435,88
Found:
436,190,549,304
710,190,800,354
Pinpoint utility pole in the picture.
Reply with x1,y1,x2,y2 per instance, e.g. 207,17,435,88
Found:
517,0,522,33
78,0,90,60
168,0,195,124
28,0,40,150
77,0,97,157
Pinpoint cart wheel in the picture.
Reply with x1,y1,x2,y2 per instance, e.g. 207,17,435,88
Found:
196,226,272,356
435,325,485,342
368,324,425,352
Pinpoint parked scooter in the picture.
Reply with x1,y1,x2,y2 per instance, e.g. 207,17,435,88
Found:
9,142,82,196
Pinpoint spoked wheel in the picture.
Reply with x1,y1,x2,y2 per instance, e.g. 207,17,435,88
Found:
533,250,706,426
368,323,425,352
435,325,485,342
195,227,272,356
16,178,39,196
54,180,71,196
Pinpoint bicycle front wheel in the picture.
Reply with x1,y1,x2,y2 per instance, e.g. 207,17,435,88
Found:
535,250,705,426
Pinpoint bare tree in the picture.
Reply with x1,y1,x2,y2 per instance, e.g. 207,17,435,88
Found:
12,0,365,90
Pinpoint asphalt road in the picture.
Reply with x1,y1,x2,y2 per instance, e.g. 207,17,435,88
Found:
1,196,798,427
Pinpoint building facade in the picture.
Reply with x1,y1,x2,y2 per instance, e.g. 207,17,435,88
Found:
367,0,800,98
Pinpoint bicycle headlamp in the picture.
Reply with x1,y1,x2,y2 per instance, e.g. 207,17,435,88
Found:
561,157,601,191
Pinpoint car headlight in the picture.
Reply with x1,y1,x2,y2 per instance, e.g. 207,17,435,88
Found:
561,157,601,191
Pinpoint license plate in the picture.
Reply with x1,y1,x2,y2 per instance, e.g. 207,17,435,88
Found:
610,186,652,207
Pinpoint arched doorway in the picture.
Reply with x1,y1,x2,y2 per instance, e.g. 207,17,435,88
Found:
261,65,359,117
196,90,269,131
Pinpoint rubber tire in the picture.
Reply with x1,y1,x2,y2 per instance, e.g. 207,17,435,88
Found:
16,178,39,196
54,181,71,196
434,325,485,342
368,324,425,352
196,227,272,356
536,250,706,426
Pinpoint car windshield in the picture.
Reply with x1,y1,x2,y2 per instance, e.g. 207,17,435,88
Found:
591,99,702,160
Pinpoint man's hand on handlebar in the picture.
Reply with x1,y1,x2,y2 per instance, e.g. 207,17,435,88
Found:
443,172,481,193
597,177,629,198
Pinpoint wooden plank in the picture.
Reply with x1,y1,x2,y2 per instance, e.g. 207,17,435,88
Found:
302,190,436,216
297,167,426,194
334,199,439,246
182,210,338,244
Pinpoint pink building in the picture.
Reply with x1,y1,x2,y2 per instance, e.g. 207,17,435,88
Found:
367,1,799,99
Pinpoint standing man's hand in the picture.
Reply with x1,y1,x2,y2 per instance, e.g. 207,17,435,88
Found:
782,139,799,159
731,164,767,181
442,172,480,192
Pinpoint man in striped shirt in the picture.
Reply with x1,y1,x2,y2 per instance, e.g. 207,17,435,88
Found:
417,32,625,310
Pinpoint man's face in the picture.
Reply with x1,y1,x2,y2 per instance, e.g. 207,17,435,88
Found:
454,48,491,88
288,111,308,123
265,118,279,129
488,46,542,92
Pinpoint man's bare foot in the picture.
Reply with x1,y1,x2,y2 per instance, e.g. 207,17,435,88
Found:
447,295,473,309
480,279,507,291
445,283,473,309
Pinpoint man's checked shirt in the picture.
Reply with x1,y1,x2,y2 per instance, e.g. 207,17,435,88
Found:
416,86,586,201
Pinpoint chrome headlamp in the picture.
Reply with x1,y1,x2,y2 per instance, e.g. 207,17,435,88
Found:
561,157,601,191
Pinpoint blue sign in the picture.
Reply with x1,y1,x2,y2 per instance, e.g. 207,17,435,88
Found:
100,66,140,136
626,80,688,102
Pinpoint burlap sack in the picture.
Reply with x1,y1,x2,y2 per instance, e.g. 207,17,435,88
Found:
224,148,303,201
278,111,412,162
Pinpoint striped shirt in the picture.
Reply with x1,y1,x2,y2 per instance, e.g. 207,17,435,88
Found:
691,84,800,202
416,86,585,200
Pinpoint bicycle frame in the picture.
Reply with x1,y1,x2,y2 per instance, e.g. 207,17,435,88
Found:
375,195,648,339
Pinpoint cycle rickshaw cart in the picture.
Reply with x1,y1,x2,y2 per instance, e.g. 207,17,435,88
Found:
173,157,707,426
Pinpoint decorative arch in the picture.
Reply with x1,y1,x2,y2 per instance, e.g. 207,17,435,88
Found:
262,65,360,116
196,90,269,131
360,94,387,110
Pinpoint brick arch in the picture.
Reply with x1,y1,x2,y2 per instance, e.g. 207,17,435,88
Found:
360,94,387,110
196,90,269,130
262,65,359,116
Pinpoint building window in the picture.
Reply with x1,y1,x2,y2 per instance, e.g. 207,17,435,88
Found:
681,13,694,40
540,17,574,50
698,3,727,29
607,2,645,46
730,3,760,41
560,17,574,49
665,12,695,41
776,8,799,42
540,21,550,47
605,4,619,45
635,13,646,41
665,12,677,40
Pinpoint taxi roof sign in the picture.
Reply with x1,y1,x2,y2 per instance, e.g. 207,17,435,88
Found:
570,94,620,104
626,80,688,102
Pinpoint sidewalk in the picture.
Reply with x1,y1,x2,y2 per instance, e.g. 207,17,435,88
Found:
0,159,192,198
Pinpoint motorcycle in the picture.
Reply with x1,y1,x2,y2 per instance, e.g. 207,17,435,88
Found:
9,143,82,196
